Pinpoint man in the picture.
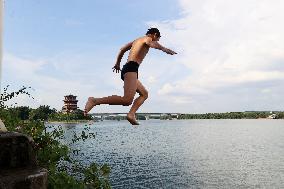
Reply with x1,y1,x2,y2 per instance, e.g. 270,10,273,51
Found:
84,28,177,125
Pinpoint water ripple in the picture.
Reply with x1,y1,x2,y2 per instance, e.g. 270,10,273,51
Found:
47,119,284,188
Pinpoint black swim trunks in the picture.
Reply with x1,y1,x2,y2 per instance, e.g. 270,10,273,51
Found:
121,61,140,81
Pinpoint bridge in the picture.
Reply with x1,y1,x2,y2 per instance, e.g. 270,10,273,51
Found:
90,113,182,120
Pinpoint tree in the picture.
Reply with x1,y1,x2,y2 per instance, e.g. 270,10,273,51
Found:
15,106,31,120
29,105,56,121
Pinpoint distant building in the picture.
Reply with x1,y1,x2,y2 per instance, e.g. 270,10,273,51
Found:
62,95,78,113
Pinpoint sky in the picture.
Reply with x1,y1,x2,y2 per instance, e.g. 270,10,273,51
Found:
2,0,284,113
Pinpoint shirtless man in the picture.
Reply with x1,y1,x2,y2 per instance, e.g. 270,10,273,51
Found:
84,28,177,125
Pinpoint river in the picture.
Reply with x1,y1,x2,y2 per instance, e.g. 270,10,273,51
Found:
46,119,284,189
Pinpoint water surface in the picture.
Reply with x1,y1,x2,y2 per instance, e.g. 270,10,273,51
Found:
47,119,284,189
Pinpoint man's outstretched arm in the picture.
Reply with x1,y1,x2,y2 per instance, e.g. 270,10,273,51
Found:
145,38,177,55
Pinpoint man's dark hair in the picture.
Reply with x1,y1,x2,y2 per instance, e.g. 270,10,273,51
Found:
146,28,161,37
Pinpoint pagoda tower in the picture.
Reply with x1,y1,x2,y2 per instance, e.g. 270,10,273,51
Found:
62,95,78,113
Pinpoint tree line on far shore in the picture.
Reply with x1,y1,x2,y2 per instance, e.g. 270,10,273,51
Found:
9,105,284,121
177,112,284,119
9,105,93,122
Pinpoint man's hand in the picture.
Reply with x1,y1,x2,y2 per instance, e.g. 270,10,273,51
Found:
163,48,177,55
112,64,121,73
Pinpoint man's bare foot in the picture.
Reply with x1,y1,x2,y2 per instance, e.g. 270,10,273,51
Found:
84,97,97,116
127,113,139,125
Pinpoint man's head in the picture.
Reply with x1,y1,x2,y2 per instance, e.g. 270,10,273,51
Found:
146,28,161,41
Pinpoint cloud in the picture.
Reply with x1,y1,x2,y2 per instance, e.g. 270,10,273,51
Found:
147,76,157,84
3,0,284,113
146,0,284,111
158,83,174,95
2,52,125,112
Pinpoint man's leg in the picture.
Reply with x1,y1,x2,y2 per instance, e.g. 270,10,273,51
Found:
127,80,148,124
84,72,137,115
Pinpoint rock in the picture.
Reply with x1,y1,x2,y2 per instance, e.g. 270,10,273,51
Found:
0,167,48,189
0,132,48,189
0,132,36,169
0,119,7,132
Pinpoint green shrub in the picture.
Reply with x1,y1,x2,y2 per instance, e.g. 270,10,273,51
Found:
0,85,111,189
